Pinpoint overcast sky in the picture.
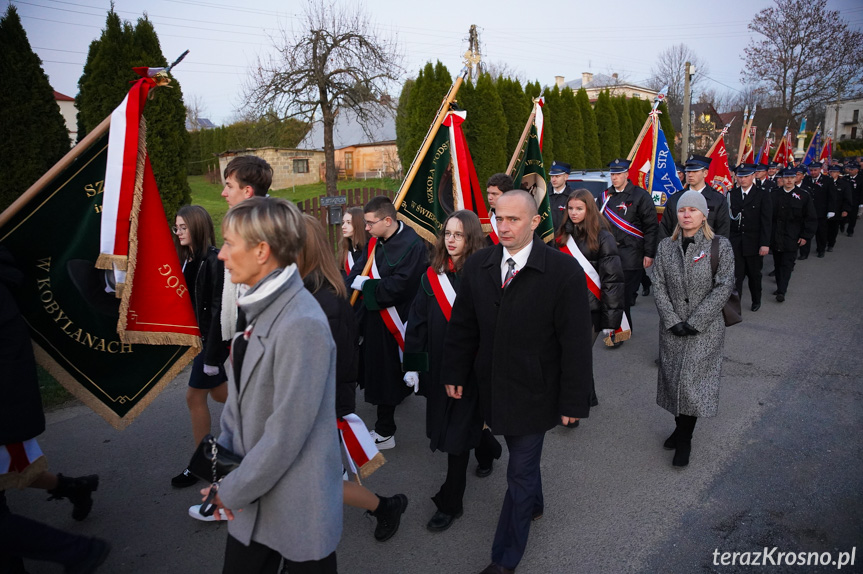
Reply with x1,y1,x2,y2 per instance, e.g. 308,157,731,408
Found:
14,0,863,125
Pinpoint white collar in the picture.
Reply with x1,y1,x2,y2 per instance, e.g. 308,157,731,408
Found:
741,185,753,194
501,240,533,282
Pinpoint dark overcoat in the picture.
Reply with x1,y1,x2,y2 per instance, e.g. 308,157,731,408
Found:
346,223,428,405
728,184,773,256
802,174,837,218
443,237,593,436
661,186,731,238
597,182,659,270
548,184,573,230
404,269,483,455
770,187,818,252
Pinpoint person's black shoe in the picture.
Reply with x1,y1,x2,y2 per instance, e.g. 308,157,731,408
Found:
848,232,854,237
772,289,779,295
565,420,579,428
475,463,494,478
817,252,825,258
426,509,462,532
798,254,808,260
371,494,408,542
776,294,785,302
751,302,761,312
171,469,199,488
768,270,776,277
672,441,691,467
826,246,834,252
663,430,678,450
67,537,111,574
609,340,624,349
48,474,99,521
642,286,650,296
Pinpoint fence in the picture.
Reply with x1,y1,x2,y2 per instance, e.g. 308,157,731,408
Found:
296,187,396,252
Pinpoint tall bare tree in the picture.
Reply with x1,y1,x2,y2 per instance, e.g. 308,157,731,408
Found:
647,43,710,130
245,0,402,196
742,0,863,120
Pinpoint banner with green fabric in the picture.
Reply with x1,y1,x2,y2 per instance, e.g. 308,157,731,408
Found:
511,100,554,243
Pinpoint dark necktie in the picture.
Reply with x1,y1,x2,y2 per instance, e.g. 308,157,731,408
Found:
502,258,516,289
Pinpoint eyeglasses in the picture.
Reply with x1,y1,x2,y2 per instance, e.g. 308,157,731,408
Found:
171,225,188,234
444,231,465,241
364,218,383,228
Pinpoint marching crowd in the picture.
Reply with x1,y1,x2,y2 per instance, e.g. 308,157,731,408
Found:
2,152,861,574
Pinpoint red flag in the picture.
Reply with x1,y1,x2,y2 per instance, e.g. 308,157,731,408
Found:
707,137,734,194
819,137,832,162
628,121,655,190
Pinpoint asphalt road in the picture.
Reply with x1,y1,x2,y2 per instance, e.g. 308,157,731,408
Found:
13,230,863,574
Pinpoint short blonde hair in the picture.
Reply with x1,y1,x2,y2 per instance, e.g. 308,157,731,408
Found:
222,196,305,267
671,219,715,241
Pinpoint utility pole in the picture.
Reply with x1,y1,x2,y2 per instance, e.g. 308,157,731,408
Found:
463,25,482,82
681,61,693,159
833,88,841,145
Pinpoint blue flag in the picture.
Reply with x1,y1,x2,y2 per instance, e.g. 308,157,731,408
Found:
649,125,683,207
802,132,820,165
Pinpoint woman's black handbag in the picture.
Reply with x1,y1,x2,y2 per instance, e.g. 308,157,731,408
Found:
710,238,742,327
187,434,243,517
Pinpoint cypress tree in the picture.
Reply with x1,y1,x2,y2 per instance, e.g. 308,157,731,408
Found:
544,85,566,165
395,77,414,171
405,61,451,174
575,88,601,169
540,86,556,168
496,77,531,161
462,73,508,187
559,87,584,169
0,5,72,211
628,96,645,142
594,90,621,166
614,95,635,158
524,80,541,101
401,65,427,169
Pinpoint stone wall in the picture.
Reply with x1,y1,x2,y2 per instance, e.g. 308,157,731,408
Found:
217,147,325,190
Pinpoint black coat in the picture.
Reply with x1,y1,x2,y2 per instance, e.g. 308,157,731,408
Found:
309,281,359,419
404,269,483,454
758,178,778,193
597,182,659,270
771,186,818,252
728,184,773,256
548,184,573,231
661,186,731,239
851,173,863,208
346,223,428,405
558,229,625,331
443,238,594,436
191,246,228,367
0,247,45,444
830,177,854,214
802,174,839,218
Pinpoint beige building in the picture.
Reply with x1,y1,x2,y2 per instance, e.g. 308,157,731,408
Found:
559,72,659,102
824,97,863,142
54,90,77,145
217,147,325,190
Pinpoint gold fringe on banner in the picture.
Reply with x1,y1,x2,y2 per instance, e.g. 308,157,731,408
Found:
94,253,127,271
357,452,386,482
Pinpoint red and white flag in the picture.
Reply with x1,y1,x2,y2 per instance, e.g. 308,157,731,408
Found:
707,137,734,194
337,413,385,481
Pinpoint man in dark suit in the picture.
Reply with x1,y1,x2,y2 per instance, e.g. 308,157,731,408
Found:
547,161,573,230
845,161,862,237
728,164,772,311
443,191,593,574
826,164,853,250
755,164,776,192
771,168,818,302
661,155,731,238
800,162,837,258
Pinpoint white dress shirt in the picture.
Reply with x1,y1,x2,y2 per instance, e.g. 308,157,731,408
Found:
500,240,534,284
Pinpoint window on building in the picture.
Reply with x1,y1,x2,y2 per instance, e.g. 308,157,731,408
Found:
345,152,353,172
632,92,640,99
293,159,309,174
853,109,859,122
852,127,858,140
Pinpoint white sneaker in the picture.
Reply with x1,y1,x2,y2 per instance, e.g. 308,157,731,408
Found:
189,504,227,522
369,430,395,450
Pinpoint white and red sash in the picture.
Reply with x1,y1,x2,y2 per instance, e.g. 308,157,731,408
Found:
337,413,385,481
367,237,406,357
344,250,355,275
488,214,500,244
0,438,48,490
426,267,457,321
559,235,631,344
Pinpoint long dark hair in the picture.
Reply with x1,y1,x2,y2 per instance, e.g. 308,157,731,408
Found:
431,210,485,274
298,214,348,298
174,205,215,262
337,206,368,268
554,189,608,253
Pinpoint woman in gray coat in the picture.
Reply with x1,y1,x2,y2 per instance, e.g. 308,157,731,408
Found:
652,190,734,468
204,197,342,573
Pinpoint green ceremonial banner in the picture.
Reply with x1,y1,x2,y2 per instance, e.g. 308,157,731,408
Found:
396,124,452,244
0,131,197,429
512,122,554,243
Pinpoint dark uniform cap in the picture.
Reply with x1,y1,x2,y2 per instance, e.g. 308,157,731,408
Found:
548,161,571,176
736,163,757,176
684,154,712,171
754,163,768,172
779,167,797,177
675,163,685,173
607,158,631,174
768,161,780,169
808,162,823,169
795,165,808,173
828,164,842,172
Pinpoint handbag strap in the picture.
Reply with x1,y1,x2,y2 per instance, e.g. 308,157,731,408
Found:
710,237,719,278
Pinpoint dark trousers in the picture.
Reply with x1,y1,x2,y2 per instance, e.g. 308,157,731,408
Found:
623,269,642,330
847,213,858,234
433,429,500,516
0,491,94,572
375,404,397,437
732,246,763,304
827,218,841,247
640,269,652,289
491,433,546,570
223,535,337,574
772,250,797,295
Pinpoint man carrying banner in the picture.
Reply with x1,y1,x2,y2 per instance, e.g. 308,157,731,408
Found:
661,155,731,239
771,168,817,302
485,173,515,246
443,190,592,574
598,159,658,336
547,161,573,230
348,196,428,449
728,164,772,312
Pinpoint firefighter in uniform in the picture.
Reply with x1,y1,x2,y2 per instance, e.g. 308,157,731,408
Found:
728,164,772,312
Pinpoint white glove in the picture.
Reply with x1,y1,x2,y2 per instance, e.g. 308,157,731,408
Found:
827,211,835,219
403,371,419,393
203,364,220,377
350,275,370,291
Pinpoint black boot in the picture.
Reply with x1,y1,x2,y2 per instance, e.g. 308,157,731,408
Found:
672,415,697,468
369,494,408,542
663,417,680,450
47,474,99,521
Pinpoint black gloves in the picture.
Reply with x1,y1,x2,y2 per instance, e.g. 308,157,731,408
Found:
669,322,699,337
